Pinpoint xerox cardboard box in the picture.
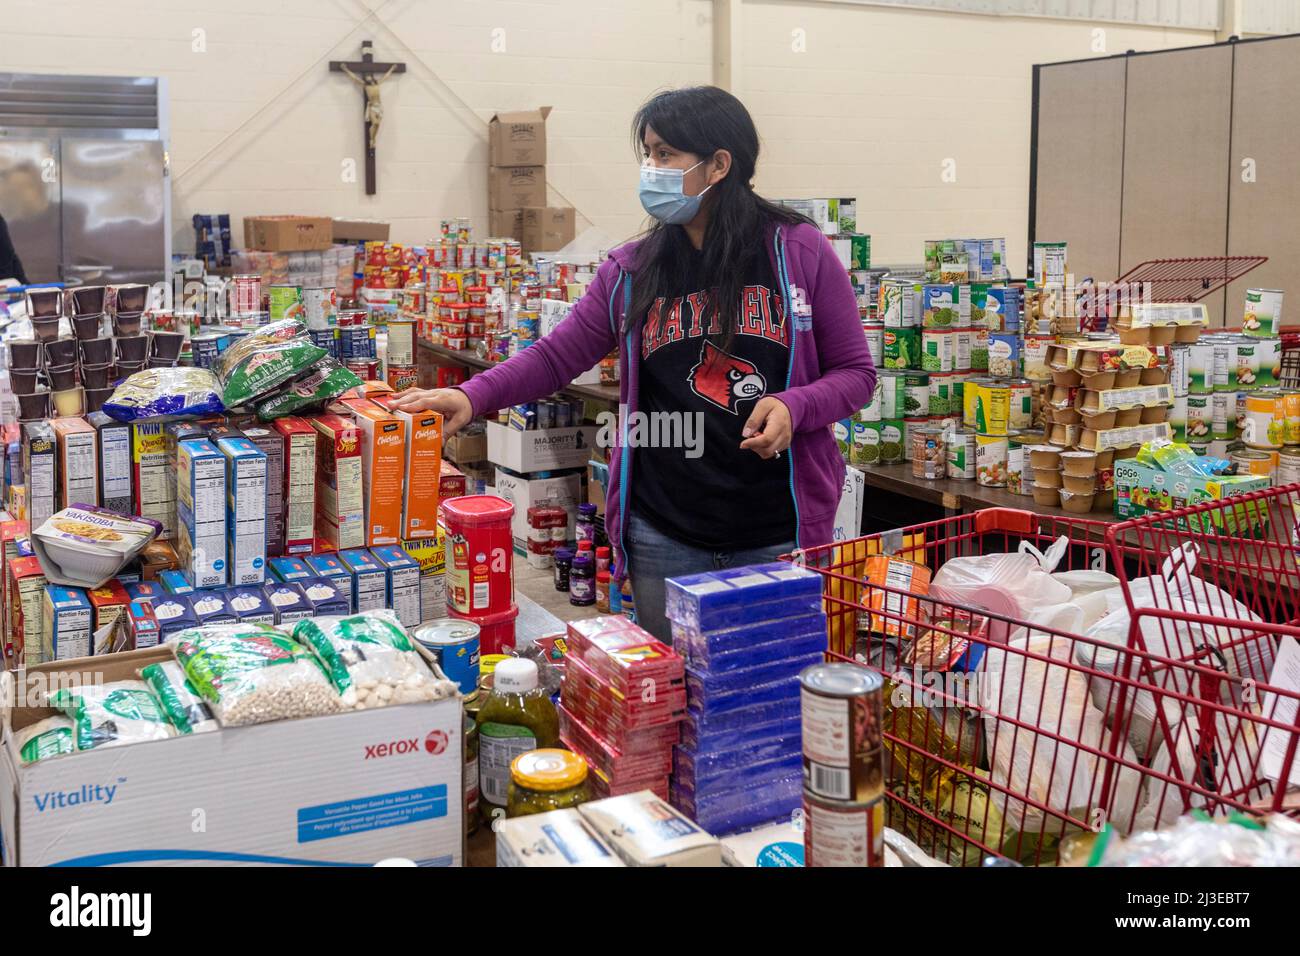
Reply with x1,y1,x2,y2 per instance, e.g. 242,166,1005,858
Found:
486,421,597,473
215,436,267,586
243,215,333,252
370,545,421,628
340,548,388,614
272,417,317,556
49,418,97,511
311,414,365,552
85,412,132,517
488,165,546,211
394,409,442,540
401,535,446,624
520,207,575,254
0,646,463,867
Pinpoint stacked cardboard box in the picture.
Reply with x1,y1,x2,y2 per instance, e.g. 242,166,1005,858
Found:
488,107,574,254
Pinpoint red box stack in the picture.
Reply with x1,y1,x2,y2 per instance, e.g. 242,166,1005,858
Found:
560,616,686,801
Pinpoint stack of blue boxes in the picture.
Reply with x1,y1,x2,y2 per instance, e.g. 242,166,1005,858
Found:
664,562,827,834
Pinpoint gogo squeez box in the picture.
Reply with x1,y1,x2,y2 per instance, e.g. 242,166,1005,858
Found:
0,647,464,866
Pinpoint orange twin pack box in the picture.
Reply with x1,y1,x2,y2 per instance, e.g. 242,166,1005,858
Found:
349,403,406,547
395,409,443,539
310,413,365,551
272,417,318,555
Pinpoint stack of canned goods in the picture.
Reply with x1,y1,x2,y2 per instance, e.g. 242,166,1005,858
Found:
799,663,885,868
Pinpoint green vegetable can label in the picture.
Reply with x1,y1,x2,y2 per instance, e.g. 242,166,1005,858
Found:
879,371,907,419
479,722,537,807
902,373,930,417
878,421,905,464
851,420,880,466
921,330,955,372
884,328,920,369
1254,337,1281,389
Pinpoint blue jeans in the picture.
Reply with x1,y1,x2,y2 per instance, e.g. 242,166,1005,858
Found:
625,509,795,646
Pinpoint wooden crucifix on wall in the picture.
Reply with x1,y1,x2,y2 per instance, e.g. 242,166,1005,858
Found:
329,41,406,195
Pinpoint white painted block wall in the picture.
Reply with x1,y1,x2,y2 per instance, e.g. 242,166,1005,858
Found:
2,0,1212,270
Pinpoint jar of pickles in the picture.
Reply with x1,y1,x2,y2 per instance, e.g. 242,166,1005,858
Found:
506,748,590,818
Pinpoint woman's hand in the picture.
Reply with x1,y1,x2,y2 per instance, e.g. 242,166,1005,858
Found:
391,387,475,435
739,396,793,459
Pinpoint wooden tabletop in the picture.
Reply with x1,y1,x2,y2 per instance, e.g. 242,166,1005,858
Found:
418,339,621,404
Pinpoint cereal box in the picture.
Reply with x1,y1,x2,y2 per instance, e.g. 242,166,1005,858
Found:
350,403,405,546
86,411,132,516
370,544,422,628
311,414,365,551
42,585,92,661
395,409,443,539
242,426,285,559
133,422,175,539
401,536,446,622
176,438,228,589
340,548,387,613
215,436,267,586
272,417,317,555
87,580,131,649
440,460,468,501
127,599,161,649
21,422,56,536
49,417,98,511
7,555,46,665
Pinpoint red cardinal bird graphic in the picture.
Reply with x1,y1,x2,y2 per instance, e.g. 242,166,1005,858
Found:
688,340,767,414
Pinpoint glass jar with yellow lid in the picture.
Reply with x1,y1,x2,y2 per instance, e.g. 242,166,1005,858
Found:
506,748,590,818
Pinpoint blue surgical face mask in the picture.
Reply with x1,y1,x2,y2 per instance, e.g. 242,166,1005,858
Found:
639,159,713,225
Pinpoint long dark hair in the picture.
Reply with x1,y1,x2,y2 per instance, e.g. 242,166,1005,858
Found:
627,86,811,347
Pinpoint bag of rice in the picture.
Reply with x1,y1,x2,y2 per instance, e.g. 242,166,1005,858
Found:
48,680,178,751
171,624,344,726
220,337,328,408
294,610,457,710
102,367,225,422
140,659,218,734
212,318,308,382
255,358,363,421
14,715,75,765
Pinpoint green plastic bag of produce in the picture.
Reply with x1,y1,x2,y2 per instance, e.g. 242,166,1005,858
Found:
48,680,177,751
212,318,308,381
139,659,218,734
14,715,75,765
255,357,363,421
219,337,328,408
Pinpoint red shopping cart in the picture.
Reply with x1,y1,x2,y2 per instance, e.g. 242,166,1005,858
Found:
787,486,1300,866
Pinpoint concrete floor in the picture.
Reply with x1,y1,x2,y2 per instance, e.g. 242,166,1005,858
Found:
513,555,609,627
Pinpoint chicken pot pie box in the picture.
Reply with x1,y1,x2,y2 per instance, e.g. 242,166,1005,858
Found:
31,505,163,590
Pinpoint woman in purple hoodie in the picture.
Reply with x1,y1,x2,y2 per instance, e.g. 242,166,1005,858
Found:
395,86,876,642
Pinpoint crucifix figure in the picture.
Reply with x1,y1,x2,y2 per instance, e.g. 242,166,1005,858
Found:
330,41,406,195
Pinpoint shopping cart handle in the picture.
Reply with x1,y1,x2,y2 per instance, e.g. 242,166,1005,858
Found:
973,507,1038,537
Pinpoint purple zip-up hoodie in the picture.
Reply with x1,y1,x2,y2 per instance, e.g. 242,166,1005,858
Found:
458,221,877,577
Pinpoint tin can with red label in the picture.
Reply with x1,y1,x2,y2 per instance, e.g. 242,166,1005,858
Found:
804,792,885,867
345,358,379,381
302,286,337,330
799,662,884,805
386,364,418,393
441,495,515,617
337,308,367,328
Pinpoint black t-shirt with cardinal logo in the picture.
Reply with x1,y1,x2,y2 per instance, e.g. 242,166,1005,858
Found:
630,246,796,550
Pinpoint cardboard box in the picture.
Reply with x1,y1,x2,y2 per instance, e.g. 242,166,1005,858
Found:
401,536,447,624
340,548,388,613
489,208,523,241
48,418,96,512
269,556,312,583
263,581,313,625
42,585,92,661
489,106,551,166
494,467,582,547
299,576,350,617
371,545,422,628
243,215,333,252
215,436,267,586
487,422,597,475
20,422,55,535
395,410,443,539
272,417,317,556
577,792,722,867
225,585,277,626
521,206,575,253
124,580,163,605
496,807,625,867
132,423,175,540
242,427,285,560
86,580,130,655
176,439,228,590
158,570,194,595
440,460,468,501
152,593,199,641
331,218,390,243
489,165,546,211
443,430,488,466
0,646,463,866
312,414,365,551
351,404,406,547
86,412,132,517
189,590,237,627
304,553,354,611
127,599,160,648
1114,461,1271,534
7,556,46,666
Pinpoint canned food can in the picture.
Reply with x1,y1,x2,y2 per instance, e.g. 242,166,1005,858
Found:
902,418,928,462
902,372,930,418
863,322,885,367
537,401,556,430
962,376,990,429
345,358,378,381
340,325,377,360
1237,339,1261,390
267,284,303,322
302,287,338,330
232,274,262,316
971,327,991,372
1007,431,1030,496
309,327,340,360
1278,447,1300,487
912,426,947,480
861,381,883,422
928,373,956,417
337,308,368,328
879,371,906,419
1008,379,1034,431
976,433,1009,487
414,619,481,696
1186,394,1212,442
386,318,416,366
1168,345,1190,397
799,663,884,805
1254,337,1282,388
1231,449,1276,484
1212,336,1238,392
1243,289,1284,338
1285,392,1300,445
1171,394,1189,443
987,333,1021,378
1243,390,1285,449
947,429,976,479
976,382,1011,436
1187,340,1213,394
953,327,973,372
803,792,884,868
850,420,878,467
190,332,223,369
878,420,905,464
1211,391,1238,441
554,401,573,429
921,329,955,372
386,364,418,393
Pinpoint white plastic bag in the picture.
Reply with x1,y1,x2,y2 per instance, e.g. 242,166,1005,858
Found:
980,632,1146,835
930,537,1074,641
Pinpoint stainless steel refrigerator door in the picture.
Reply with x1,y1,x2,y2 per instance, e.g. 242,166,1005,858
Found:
59,136,165,285
0,137,61,284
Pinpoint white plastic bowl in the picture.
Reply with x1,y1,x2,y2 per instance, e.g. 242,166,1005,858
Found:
35,535,127,581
